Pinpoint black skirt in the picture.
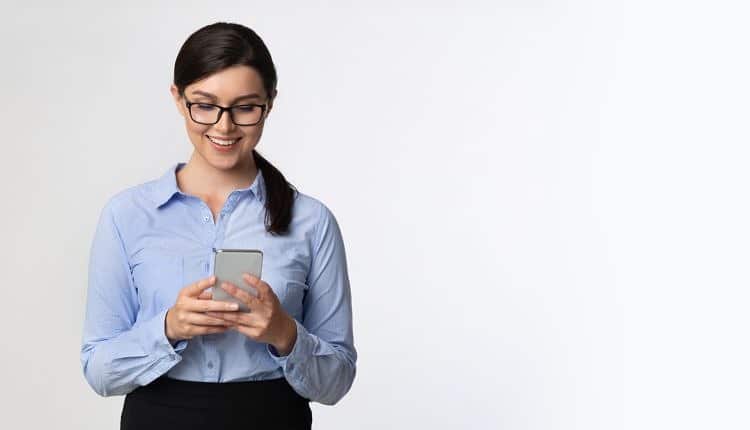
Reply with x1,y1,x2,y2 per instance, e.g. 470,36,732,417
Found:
121,376,312,430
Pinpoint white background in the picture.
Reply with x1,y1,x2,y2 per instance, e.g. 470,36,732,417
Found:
1,1,748,429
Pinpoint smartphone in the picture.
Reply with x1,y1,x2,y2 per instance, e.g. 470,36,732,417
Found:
212,248,263,312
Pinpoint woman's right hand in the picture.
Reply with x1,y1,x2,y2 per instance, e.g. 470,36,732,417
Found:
165,275,240,342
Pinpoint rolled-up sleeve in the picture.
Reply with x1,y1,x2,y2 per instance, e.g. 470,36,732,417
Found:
80,199,187,397
266,203,357,405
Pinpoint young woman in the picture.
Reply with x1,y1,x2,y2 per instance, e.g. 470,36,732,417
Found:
80,22,357,429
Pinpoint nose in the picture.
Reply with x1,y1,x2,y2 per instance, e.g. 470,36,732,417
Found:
214,108,236,134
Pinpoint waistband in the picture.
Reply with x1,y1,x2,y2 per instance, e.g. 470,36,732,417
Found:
128,376,309,408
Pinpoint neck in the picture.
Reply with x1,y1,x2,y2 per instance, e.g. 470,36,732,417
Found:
177,152,258,198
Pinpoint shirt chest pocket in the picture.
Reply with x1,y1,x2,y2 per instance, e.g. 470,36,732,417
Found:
261,246,310,318
131,249,184,312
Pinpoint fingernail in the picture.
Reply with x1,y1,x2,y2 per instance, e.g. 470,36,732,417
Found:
229,303,239,310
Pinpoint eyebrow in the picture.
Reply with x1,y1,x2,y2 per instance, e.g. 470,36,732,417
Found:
190,90,262,103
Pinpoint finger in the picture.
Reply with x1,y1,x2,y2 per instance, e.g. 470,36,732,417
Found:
186,312,235,327
197,325,234,336
197,290,213,300
182,276,217,298
230,323,260,339
206,310,260,327
242,273,272,299
185,297,240,312
221,281,261,310
205,311,236,320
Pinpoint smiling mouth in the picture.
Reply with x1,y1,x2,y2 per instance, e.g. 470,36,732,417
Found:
206,135,240,146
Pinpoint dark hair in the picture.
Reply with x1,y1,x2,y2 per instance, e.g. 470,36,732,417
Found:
173,22,295,235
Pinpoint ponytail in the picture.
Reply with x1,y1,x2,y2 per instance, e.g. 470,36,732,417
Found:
253,150,296,235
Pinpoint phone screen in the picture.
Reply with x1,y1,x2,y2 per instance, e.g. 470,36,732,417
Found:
212,249,263,312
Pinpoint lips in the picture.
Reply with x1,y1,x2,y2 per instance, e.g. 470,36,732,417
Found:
206,135,240,153
206,135,240,146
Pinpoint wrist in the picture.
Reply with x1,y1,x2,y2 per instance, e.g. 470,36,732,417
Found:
165,309,178,344
273,316,298,356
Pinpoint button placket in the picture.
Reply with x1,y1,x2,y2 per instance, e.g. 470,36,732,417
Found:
219,198,236,222
205,348,219,378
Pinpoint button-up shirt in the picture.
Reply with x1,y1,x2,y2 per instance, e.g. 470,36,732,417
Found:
80,162,356,405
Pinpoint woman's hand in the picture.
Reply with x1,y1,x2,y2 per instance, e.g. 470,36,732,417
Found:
206,273,298,356
165,275,241,342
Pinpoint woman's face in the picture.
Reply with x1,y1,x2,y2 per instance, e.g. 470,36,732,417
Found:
170,65,275,172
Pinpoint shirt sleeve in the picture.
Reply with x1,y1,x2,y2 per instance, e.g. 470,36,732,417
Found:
266,202,357,405
80,199,188,397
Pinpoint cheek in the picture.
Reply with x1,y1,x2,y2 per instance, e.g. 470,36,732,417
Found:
186,121,209,143
244,124,264,142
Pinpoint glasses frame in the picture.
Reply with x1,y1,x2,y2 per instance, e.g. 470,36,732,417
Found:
184,97,268,126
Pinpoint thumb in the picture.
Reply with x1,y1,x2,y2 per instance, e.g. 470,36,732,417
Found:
183,276,216,297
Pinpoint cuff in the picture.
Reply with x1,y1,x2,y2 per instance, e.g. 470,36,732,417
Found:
139,308,188,360
267,319,314,372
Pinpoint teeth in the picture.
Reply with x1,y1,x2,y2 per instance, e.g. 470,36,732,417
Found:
207,136,239,146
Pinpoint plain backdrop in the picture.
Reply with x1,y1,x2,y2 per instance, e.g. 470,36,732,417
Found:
1,1,749,429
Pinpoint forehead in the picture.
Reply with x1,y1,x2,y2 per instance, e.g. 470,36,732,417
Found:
186,65,266,101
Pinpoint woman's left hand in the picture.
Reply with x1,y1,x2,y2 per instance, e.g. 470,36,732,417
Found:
206,273,297,356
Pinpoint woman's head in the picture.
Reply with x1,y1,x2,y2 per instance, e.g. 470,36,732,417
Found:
170,22,278,173
170,22,295,236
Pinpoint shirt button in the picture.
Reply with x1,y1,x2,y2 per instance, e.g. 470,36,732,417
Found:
207,361,214,369
202,215,210,222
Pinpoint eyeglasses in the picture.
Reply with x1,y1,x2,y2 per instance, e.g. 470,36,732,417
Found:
184,98,268,126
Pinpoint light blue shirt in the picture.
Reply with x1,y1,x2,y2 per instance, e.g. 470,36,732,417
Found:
80,163,356,405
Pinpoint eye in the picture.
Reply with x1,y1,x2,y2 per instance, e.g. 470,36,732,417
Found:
196,103,216,111
233,105,258,112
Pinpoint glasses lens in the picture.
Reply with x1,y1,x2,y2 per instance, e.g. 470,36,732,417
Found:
189,103,220,124
231,105,263,125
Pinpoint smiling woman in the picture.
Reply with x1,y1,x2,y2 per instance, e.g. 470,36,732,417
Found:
80,22,357,430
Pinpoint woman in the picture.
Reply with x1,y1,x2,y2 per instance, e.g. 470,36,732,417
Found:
80,22,357,429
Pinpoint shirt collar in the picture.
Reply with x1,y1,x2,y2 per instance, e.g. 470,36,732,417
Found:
151,162,266,209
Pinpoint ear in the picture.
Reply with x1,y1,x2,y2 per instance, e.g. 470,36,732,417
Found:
170,84,186,117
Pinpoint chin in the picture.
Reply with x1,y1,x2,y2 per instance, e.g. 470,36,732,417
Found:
206,154,240,168
202,150,253,171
